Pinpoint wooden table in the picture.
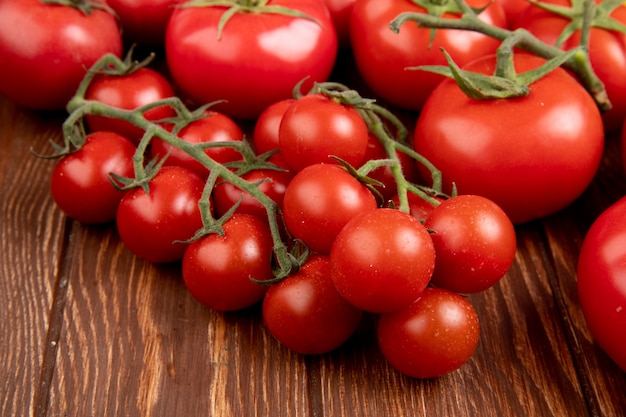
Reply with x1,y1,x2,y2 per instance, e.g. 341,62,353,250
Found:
2,62,626,417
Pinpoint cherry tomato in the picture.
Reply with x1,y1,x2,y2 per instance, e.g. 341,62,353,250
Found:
498,0,532,27
414,53,604,224
182,213,274,311
262,255,362,354
0,0,123,110
330,208,435,313
350,0,506,111
577,196,626,372
252,98,296,168
50,131,135,224
377,287,480,378
424,195,517,294
85,67,176,144
282,164,378,253
165,0,338,119
107,0,179,45
116,166,205,264
278,94,369,172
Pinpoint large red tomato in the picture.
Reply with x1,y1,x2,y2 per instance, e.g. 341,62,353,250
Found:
165,0,338,120
0,0,122,110
414,53,604,224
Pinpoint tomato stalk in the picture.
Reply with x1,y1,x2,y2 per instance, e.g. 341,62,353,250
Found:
40,0,116,16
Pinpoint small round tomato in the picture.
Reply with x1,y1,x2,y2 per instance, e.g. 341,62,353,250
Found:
278,94,369,172
85,67,176,144
282,164,378,253
330,208,435,313
252,98,296,167
107,0,179,45
262,254,362,354
377,287,480,378
182,213,274,311
577,196,626,372
116,166,205,264
50,131,135,224
424,195,517,294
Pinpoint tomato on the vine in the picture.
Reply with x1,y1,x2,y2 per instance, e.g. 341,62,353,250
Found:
252,98,296,168
0,0,122,110
414,53,604,224
165,0,338,119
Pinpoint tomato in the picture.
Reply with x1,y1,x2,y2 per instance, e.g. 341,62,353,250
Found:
349,0,506,111
0,0,122,110
424,195,517,294
278,94,369,172
622,119,626,175
107,0,179,45
165,0,338,120
390,192,441,221
577,196,626,372
282,164,378,253
513,0,626,132
252,98,296,168
322,0,357,47
330,208,435,313
182,213,274,312
116,165,205,264
149,111,244,179
414,53,604,224
50,131,135,224
497,0,531,27
377,287,480,378
85,67,176,144
262,255,362,354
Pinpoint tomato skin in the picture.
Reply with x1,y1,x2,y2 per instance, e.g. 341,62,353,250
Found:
0,0,122,110
390,192,441,221
116,166,205,264
414,53,604,224
330,208,436,313
252,98,296,168
107,0,179,45
85,67,176,144
262,255,362,354
182,214,274,312
377,287,480,378
50,131,135,224
282,164,378,253
424,195,517,294
165,0,338,120
577,197,626,372
350,0,506,111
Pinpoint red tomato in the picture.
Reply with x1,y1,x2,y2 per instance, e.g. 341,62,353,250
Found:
424,195,517,294
513,0,626,132
182,213,274,311
497,0,532,27
330,208,435,313
414,53,604,224
322,0,357,47
278,94,369,172
282,164,378,253
262,255,362,354
377,287,480,378
116,166,205,263
85,67,176,144
50,131,135,224
149,111,244,179
0,0,122,110
350,0,506,111
165,0,338,119
252,98,296,168
577,196,626,372
390,192,441,221
107,0,179,45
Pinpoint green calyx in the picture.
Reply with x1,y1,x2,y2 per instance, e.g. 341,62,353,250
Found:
40,0,115,16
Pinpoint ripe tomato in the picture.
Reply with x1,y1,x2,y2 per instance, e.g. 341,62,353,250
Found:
262,255,362,354
377,287,480,378
424,195,517,294
390,192,441,221
149,111,244,179
252,98,296,168
577,196,626,372
50,131,135,224
330,208,435,313
278,94,369,172
116,166,205,264
182,213,274,312
165,0,338,119
107,0,179,45
414,53,604,224
0,0,122,110
350,0,506,111
85,67,176,144
282,164,378,253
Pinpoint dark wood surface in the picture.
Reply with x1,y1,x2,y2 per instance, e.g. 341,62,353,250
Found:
2,66,626,417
